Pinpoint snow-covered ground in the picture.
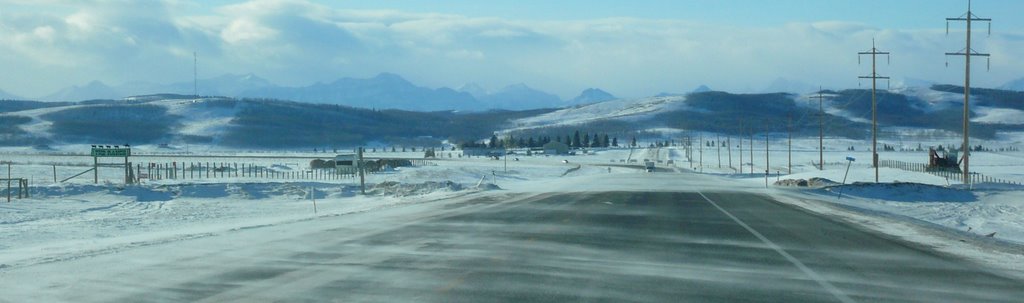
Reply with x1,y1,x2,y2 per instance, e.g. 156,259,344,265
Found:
1,141,1022,278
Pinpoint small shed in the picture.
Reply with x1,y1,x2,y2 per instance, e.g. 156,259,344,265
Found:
334,153,359,174
543,141,569,155
463,147,504,157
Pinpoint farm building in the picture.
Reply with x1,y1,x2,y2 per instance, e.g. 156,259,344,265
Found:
543,141,569,155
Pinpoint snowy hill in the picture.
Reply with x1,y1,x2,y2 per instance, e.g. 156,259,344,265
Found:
0,95,556,149
503,85,1024,141
510,95,687,131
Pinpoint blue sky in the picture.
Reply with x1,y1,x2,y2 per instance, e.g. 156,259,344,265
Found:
1,0,1023,99
324,0,1021,28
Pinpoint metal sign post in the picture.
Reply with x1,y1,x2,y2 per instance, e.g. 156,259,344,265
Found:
838,156,856,199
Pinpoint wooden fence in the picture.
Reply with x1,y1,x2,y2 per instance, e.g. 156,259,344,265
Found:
134,159,436,183
878,159,1022,186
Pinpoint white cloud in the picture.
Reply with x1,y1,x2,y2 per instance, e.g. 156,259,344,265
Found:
0,0,1020,99
221,18,277,44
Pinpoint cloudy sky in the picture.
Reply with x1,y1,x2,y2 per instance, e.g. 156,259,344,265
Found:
1,0,1023,99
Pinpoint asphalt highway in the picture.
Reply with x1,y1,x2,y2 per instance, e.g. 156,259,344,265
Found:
6,191,1022,302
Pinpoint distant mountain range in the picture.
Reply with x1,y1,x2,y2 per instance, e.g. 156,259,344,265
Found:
571,88,617,104
0,88,24,100
29,73,612,112
760,78,817,94
2,84,1023,149
999,77,1024,91
239,73,478,112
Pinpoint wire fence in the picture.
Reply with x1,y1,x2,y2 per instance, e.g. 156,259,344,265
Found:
878,159,1022,186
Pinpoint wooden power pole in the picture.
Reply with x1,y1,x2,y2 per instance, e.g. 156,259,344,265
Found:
946,0,991,186
358,147,366,194
716,134,721,168
809,87,830,170
858,39,890,183
749,132,754,176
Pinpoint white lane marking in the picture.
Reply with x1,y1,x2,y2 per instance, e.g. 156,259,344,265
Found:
697,191,856,303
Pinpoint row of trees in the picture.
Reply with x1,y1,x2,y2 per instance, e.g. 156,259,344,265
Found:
486,130,631,149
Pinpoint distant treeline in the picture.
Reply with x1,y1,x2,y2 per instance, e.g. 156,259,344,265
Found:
470,130,621,149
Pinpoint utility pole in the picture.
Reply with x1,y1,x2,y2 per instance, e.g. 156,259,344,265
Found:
858,39,890,183
358,147,366,194
809,86,830,170
737,122,745,172
749,132,754,176
946,0,991,186
716,134,721,168
765,131,769,188
727,135,732,170
698,132,703,172
788,116,792,175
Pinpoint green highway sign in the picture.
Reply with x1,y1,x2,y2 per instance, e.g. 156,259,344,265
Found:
91,147,131,157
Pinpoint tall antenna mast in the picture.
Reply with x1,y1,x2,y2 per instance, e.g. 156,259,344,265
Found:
946,0,991,186
858,39,890,183
809,86,831,170
193,51,198,101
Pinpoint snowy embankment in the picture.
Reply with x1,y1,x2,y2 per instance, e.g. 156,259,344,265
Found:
788,170,1024,245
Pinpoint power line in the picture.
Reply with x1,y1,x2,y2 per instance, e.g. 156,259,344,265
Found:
945,0,991,186
858,39,890,183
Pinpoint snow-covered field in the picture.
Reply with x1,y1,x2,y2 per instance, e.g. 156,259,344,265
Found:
0,151,620,271
1,139,1023,278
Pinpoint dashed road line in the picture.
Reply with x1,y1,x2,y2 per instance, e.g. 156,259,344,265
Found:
697,191,856,303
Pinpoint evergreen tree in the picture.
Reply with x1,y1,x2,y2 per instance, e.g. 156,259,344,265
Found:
602,134,610,147
527,137,536,148
612,137,618,147
630,136,637,147
573,131,582,148
489,134,499,148
592,134,600,147
583,133,591,147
